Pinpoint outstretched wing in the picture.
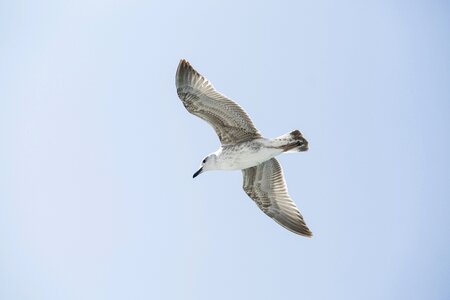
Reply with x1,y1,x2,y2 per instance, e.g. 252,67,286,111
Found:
176,59,261,145
242,158,312,237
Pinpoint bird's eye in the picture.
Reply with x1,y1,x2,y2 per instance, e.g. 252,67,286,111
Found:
202,158,207,163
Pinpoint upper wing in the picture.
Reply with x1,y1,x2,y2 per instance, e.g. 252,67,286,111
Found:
176,59,261,145
242,158,312,237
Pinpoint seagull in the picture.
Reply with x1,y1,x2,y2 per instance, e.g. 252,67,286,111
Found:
176,59,312,237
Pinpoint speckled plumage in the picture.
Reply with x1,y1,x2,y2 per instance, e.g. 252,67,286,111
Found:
176,59,312,237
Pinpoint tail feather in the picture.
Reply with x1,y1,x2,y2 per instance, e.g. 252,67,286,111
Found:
273,130,308,153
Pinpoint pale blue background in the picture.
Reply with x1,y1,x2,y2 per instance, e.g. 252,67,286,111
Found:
1,1,449,299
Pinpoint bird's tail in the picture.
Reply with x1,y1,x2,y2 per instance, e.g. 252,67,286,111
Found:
272,130,308,153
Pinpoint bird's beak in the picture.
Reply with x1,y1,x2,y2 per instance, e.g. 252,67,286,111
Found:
193,167,203,178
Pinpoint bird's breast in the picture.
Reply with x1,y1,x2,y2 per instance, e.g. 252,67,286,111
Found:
216,139,282,170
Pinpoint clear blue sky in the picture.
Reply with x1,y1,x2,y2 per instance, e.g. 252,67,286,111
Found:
1,1,449,299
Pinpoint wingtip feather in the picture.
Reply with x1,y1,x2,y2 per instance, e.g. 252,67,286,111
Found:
176,58,204,90
282,221,313,237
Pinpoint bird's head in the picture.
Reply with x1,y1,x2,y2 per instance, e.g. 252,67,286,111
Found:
193,153,217,178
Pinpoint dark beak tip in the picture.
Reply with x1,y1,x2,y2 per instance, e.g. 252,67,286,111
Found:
193,167,203,178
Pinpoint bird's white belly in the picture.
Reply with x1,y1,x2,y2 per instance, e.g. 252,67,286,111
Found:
216,140,283,170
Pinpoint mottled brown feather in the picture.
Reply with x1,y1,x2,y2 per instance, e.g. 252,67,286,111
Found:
242,158,312,237
176,59,261,145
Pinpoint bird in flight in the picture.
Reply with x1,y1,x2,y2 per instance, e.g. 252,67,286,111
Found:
176,59,312,237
